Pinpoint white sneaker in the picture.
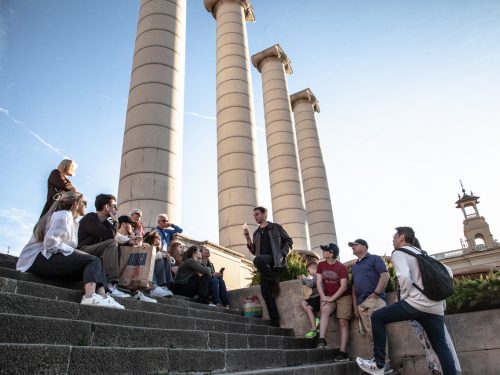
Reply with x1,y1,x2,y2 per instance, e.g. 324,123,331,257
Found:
150,286,172,298
356,357,384,375
208,303,217,307
109,285,131,298
132,291,157,303
161,286,174,297
104,294,126,309
81,293,112,308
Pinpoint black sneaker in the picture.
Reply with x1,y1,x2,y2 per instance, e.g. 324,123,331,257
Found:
334,351,349,362
316,338,327,349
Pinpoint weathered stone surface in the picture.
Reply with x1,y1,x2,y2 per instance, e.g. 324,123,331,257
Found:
168,348,225,372
0,343,70,374
0,293,78,319
226,349,285,371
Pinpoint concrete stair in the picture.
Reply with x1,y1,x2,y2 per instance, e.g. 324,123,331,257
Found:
0,253,360,374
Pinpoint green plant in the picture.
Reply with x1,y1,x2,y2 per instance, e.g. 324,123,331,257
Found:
445,272,500,314
384,260,398,293
249,251,307,286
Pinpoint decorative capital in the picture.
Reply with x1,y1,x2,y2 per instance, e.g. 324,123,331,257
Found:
204,0,255,22
290,88,320,113
251,44,292,75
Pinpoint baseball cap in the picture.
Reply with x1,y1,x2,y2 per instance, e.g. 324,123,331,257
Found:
118,215,133,224
320,243,339,256
348,239,369,249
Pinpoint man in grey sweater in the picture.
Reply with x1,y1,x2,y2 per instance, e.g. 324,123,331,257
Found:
356,227,456,375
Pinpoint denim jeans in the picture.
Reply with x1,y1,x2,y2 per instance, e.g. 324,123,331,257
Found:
371,300,456,375
210,277,230,306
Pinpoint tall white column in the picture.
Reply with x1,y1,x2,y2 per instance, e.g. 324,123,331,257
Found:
290,89,337,256
118,0,186,228
251,45,310,251
204,0,260,258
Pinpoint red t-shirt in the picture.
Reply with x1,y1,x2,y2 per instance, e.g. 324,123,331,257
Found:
317,260,348,297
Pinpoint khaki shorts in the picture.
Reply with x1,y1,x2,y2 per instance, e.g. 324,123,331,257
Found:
332,295,353,320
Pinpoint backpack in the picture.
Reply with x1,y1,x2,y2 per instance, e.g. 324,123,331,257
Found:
394,247,454,301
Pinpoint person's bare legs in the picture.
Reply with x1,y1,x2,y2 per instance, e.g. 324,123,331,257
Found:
84,282,96,298
301,300,317,330
319,302,335,339
338,318,349,353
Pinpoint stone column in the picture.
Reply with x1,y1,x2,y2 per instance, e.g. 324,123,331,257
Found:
204,0,260,258
290,89,337,256
251,45,310,251
117,0,186,228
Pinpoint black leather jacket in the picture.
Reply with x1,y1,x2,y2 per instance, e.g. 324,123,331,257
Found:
249,221,293,268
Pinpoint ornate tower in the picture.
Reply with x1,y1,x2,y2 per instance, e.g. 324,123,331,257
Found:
456,181,497,251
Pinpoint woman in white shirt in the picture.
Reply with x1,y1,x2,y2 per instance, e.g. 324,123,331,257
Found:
17,191,124,309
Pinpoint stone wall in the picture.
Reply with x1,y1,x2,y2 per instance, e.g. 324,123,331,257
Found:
229,280,500,375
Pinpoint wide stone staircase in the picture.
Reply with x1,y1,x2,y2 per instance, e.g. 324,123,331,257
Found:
0,253,360,374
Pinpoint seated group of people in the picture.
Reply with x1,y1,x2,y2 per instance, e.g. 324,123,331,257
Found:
16,160,230,310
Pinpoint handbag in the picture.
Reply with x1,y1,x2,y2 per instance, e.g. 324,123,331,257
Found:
118,245,156,290
242,295,263,318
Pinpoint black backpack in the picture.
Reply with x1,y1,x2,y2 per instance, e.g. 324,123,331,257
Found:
394,247,454,301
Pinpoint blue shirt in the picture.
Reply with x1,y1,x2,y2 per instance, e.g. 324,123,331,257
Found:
352,253,388,305
155,224,183,250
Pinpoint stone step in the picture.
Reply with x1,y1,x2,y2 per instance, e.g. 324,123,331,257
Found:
0,313,314,350
0,266,243,317
0,274,269,328
225,361,361,375
0,292,292,337
0,343,339,374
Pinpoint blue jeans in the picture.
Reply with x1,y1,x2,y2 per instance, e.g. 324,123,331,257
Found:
210,277,230,306
371,300,456,375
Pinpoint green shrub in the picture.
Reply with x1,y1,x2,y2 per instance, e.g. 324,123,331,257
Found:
249,251,307,286
445,272,500,314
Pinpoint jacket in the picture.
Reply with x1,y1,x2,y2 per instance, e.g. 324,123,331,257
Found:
248,221,293,268
77,212,117,248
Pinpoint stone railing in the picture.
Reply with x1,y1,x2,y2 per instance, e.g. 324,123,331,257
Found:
229,279,499,375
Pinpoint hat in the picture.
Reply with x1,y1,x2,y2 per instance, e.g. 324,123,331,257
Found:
130,208,142,216
348,239,369,249
118,215,133,224
320,243,339,256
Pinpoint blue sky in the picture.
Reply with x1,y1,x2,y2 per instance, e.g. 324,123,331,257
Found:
1,0,499,261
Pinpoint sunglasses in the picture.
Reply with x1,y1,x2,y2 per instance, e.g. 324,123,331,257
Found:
82,200,87,207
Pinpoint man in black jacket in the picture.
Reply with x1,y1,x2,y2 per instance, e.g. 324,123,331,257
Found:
78,194,130,298
244,206,293,327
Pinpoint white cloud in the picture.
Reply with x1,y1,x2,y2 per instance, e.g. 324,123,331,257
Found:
185,111,216,121
0,106,68,158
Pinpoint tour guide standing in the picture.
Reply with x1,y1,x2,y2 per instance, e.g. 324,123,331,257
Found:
356,227,456,375
244,206,293,327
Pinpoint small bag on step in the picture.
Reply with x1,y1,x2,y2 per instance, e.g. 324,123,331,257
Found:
242,295,262,318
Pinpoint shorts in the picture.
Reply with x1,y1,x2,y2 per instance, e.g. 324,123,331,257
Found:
331,295,353,320
305,295,321,312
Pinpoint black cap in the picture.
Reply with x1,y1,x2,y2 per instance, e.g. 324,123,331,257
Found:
320,243,339,257
348,239,369,249
118,215,133,224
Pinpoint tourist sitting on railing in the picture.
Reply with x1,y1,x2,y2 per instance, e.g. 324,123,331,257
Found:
172,245,212,304
200,245,230,308
168,241,185,276
17,191,124,309
39,159,77,218
143,231,174,298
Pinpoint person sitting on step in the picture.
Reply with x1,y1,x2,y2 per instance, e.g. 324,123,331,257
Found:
200,245,230,308
77,194,131,299
143,231,174,298
115,215,141,246
168,240,185,277
298,261,321,338
129,208,145,238
173,245,212,304
17,191,124,309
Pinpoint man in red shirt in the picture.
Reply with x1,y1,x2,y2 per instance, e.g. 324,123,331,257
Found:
316,243,353,361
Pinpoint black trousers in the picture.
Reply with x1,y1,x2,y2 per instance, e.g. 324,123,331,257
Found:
253,254,280,320
173,274,211,304
28,250,107,288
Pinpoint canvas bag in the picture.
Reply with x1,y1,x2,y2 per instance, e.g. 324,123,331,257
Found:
118,245,156,290
242,295,263,318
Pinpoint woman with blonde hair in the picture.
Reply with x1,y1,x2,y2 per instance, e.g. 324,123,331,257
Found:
40,159,78,218
17,191,124,309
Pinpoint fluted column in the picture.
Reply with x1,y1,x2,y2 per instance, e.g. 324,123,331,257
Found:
251,45,310,251
204,0,260,258
117,0,186,228
290,89,337,256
